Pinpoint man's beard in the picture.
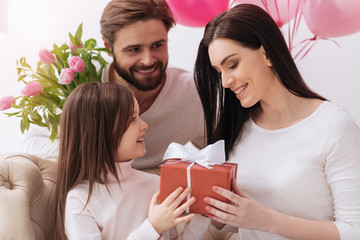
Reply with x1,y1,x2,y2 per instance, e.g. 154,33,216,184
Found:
113,56,167,91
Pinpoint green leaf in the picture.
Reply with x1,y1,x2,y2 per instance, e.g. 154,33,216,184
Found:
49,128,57,141
19,57,32,69
20,119,25,133
4,110,22,117
17,67,23,75
69,33,76,46
84,38,97,49
92,55,109,66
31,119,47,127
93,47,112,53
97,65,105,81
17,74,27,82
60,43,69,51
86,56,97,79
44,64,55,77
48,113,58,130
29,110,42,122
75,23,83,43
53,43,59,50
22,115,30,131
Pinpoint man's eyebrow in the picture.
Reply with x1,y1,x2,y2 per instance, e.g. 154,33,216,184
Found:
123,39,167,51
123,44,141,51
154,39,166,44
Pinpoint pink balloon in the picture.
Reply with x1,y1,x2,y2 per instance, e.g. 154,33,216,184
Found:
302,0,360,38
166,0,230,27
231,0,301,27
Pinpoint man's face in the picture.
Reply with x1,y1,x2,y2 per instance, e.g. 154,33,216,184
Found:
110,19,169,91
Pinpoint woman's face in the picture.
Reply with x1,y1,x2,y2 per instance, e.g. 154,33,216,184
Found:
208,38,276,108
117,98,148,162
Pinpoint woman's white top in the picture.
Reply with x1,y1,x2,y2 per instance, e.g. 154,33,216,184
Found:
228,101,360,239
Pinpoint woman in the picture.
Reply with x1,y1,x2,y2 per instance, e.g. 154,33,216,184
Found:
195,4,360,240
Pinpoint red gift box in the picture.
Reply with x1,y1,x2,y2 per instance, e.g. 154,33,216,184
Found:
159,160,237,215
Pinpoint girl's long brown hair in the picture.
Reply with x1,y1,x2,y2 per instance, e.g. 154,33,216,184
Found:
55,82,134,239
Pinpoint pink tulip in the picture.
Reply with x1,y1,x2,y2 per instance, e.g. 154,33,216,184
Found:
0,96,16,111
68,56,85,73
21,81,43,97
59,68,75,84
69,41,82,53
38,49,55,65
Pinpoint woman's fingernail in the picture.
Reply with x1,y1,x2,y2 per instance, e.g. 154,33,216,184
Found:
203,197,210,203
205,206,212,212
212,186,218,191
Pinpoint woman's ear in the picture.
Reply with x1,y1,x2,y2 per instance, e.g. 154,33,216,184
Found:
260,45,272,67
102,37,113,56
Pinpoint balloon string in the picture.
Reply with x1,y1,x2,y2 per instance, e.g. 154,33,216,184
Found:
293,37,315,60
292,35,340,61
273,0,283,27
261,0,271,20
299,39,318,61
287,0,291,51
288,0,302,54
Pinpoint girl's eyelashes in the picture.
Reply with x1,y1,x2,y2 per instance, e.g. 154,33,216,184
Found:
131,116,137,122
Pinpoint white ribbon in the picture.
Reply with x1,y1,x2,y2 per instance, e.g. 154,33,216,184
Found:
162,140,225,168
162,140,226,213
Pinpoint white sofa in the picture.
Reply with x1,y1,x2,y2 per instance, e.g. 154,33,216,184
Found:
0,153,57,240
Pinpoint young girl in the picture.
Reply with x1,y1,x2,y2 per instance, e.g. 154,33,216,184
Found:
55,82,210,239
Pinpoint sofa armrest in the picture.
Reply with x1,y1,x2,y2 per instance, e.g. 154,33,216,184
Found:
0,153,57,240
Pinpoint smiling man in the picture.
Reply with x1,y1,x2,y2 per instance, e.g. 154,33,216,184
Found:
98,0,206,171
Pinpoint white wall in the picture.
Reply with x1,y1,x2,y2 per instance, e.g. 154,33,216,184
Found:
0,0,359,153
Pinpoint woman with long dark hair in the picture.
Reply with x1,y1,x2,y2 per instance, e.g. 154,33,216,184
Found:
195,4,360,239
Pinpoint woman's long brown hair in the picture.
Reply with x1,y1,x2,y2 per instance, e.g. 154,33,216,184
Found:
55,82,134,239
194,4,326,158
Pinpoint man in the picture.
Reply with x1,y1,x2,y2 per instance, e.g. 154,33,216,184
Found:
99,0,206,171
21,0,205,172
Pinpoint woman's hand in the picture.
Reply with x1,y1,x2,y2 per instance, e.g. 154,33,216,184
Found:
204,179,274,232
148,187,196,234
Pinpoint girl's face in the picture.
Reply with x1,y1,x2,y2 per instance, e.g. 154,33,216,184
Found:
208,38,276,108
117,98,148,162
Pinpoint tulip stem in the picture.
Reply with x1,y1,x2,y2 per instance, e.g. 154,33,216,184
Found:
35,72,70,94
39,93,63,108
53,62,61,72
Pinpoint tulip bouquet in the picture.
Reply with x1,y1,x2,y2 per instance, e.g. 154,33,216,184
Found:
0,23,110,140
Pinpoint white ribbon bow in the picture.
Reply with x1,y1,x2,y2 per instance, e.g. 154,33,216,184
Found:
162,140,225,169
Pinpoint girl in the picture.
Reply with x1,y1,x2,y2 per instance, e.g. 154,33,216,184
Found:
55,82,210,239
195,4,360,240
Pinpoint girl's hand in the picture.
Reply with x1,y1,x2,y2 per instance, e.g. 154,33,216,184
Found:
203,179,274,232
148,187,196,234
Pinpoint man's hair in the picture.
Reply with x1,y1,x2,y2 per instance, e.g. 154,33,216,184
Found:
100,0,175,47
55,82,134,240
